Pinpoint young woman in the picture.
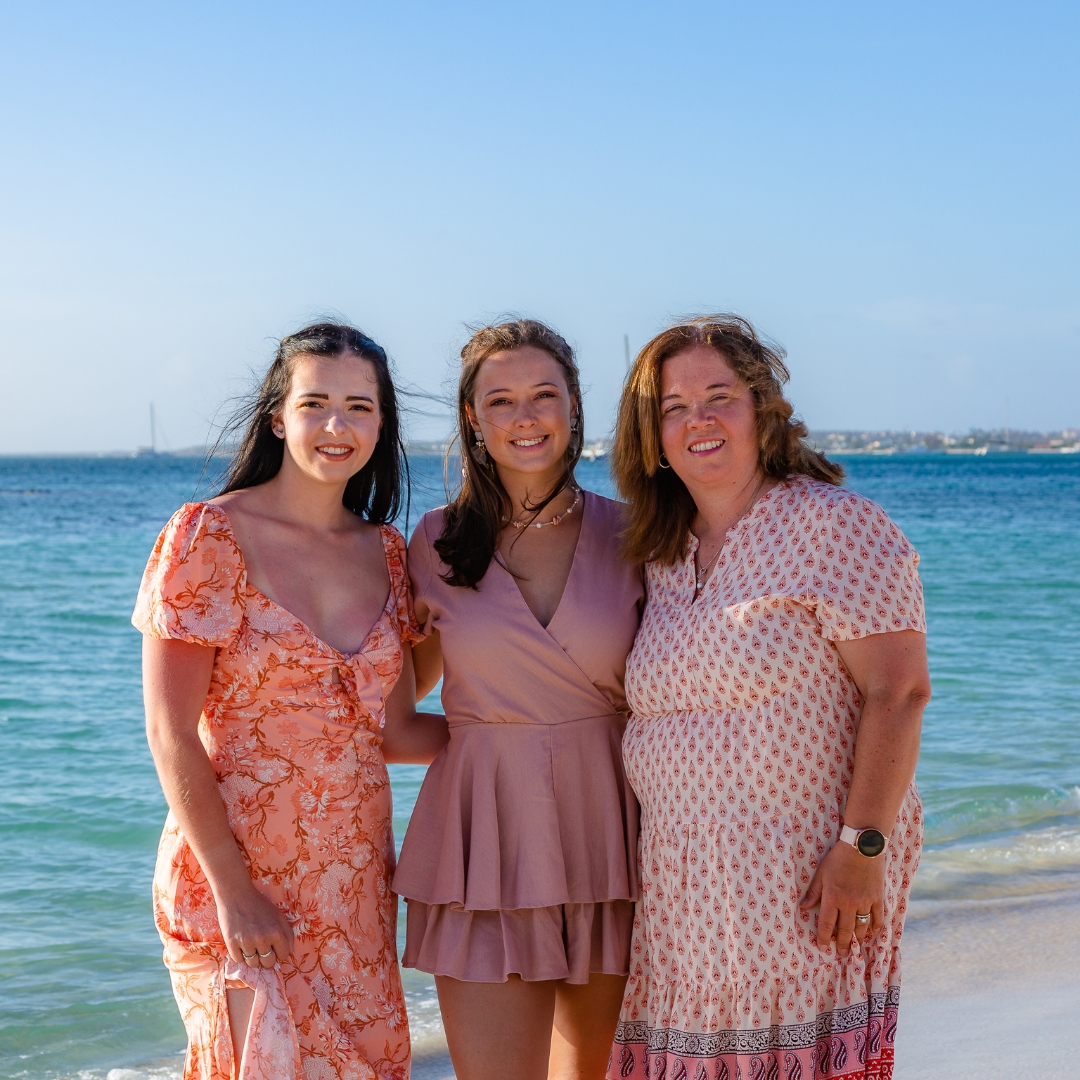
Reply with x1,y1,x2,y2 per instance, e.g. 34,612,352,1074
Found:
392,320,644,1080
132,323,447,1080
607,316,929,1080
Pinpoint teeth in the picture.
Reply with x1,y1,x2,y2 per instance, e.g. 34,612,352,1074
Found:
689,440,724,453
512,437,546,447
319,447,352,455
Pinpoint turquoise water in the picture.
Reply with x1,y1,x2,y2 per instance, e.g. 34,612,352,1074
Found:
1,453,1078,1078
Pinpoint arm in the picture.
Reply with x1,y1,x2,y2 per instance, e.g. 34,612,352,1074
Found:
143,636,293,968
410,597,443,702
800,628,930,956
381,643,449,764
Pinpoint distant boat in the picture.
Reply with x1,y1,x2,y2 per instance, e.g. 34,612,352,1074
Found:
134,403,165,457
946,446,988,456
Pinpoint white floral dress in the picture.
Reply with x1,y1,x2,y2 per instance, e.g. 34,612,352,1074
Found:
610,477,925,1080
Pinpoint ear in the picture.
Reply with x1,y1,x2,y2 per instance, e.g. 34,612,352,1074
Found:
464,402,480,434
271,412,285,439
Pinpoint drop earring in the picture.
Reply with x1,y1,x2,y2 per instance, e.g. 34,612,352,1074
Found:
472,430,488,466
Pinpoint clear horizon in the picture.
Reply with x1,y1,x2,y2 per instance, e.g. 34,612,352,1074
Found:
1,2,1077,453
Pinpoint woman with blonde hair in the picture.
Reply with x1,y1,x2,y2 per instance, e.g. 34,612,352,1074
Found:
394,319,644,1080
608,316,929,1080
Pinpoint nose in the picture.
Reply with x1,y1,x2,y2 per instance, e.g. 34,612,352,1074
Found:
685,399,715,427
323,410,347,435
513,401,539,428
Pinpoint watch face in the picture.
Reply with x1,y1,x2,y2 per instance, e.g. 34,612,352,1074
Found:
857,828,887,857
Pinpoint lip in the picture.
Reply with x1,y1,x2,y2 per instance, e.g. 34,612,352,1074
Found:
509,434,550,449
687,438,726,454
315,444,355,461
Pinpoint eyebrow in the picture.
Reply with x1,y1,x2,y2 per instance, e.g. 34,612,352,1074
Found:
483,381,561,395
660,381,735,403
296,392,376,402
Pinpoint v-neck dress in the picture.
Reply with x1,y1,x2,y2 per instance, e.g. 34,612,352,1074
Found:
609,477,925,1080
393,490,645,983
132,502,422,1080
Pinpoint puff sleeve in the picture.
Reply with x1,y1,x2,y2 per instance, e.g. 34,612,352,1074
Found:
382,524,424,645
131,503,245,649
807,491,926,641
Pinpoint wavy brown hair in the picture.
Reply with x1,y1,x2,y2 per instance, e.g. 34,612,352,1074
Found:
612,314,843,566
435,319,584,588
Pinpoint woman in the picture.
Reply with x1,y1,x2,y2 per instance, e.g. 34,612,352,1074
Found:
608,316,929,1080
392,320,644,1080
132,323,447,1080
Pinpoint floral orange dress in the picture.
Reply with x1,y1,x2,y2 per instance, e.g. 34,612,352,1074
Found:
132,502,421,1080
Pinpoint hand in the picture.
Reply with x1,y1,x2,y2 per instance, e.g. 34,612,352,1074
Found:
799,841,885,957
216,883,294,969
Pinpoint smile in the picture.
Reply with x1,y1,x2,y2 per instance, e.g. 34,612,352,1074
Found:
316,445,354,458
511,436,548,447
688,439,725,453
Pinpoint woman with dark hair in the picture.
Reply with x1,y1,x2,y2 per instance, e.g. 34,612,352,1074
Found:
132,323,447,1080
392,320,644,1080
607,316,929,1080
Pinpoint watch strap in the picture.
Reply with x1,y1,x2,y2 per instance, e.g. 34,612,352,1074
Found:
840,824,860,848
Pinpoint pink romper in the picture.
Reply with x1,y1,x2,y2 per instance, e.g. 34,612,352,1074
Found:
393,490,644,983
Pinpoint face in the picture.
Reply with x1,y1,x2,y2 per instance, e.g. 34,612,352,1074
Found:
658,344,760,493
273,353,383,484
466,345,577,485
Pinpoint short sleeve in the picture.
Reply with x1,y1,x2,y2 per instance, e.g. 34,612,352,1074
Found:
381,524,424,645
809,492,926,641
407,513,439,637
131,503,245,648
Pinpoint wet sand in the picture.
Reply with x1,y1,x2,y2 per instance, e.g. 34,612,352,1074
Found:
895,887,1080,1078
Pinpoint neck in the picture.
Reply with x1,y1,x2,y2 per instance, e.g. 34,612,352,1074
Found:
495,464,570,521
261,456,355,531
689,468,766,540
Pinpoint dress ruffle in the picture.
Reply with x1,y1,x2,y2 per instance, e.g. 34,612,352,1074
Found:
392,714,639,912
404,898,634,984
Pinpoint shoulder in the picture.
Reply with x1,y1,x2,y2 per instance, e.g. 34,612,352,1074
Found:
157,501,236,556
774,476,890,532
410,507,447,548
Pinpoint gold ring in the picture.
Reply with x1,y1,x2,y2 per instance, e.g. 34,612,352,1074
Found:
258,948,275,958
241,950,257,960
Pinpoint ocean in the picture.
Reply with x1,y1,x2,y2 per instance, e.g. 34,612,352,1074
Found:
1,453,1078,1079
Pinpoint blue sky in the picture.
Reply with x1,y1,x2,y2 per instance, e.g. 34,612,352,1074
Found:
1,1,1077,452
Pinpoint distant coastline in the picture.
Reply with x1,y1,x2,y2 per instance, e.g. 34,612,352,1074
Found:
2,428,1078,459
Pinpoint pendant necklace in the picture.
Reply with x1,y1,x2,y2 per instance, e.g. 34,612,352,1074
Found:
693,475,768,596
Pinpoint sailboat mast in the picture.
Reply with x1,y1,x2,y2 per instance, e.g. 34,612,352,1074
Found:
150,403,156,454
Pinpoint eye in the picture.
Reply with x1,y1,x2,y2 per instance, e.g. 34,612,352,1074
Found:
298,400,323,409
487,396,512,407
349,402,374,413
662,403,686,416
535,390,557,400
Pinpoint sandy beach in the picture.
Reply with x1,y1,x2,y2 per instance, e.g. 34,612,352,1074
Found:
405,887,1080,1080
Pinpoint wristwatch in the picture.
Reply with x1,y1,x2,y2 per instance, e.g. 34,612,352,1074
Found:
839,825,887,857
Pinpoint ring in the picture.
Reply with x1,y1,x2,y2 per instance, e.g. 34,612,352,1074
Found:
241,950,257,960
258,948,275,958
855,912,871,923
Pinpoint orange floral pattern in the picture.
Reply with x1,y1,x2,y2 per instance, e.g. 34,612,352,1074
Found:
133,502,422,1080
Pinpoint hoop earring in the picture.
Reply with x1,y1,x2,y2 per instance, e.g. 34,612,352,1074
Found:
472,431,488,467
658,452,672,470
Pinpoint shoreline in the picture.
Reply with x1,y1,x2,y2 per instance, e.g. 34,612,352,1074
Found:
49,884,1080,1080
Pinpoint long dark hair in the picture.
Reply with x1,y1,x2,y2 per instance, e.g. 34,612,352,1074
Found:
216,322,408,524
612,314,844,565
434,319,584,588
